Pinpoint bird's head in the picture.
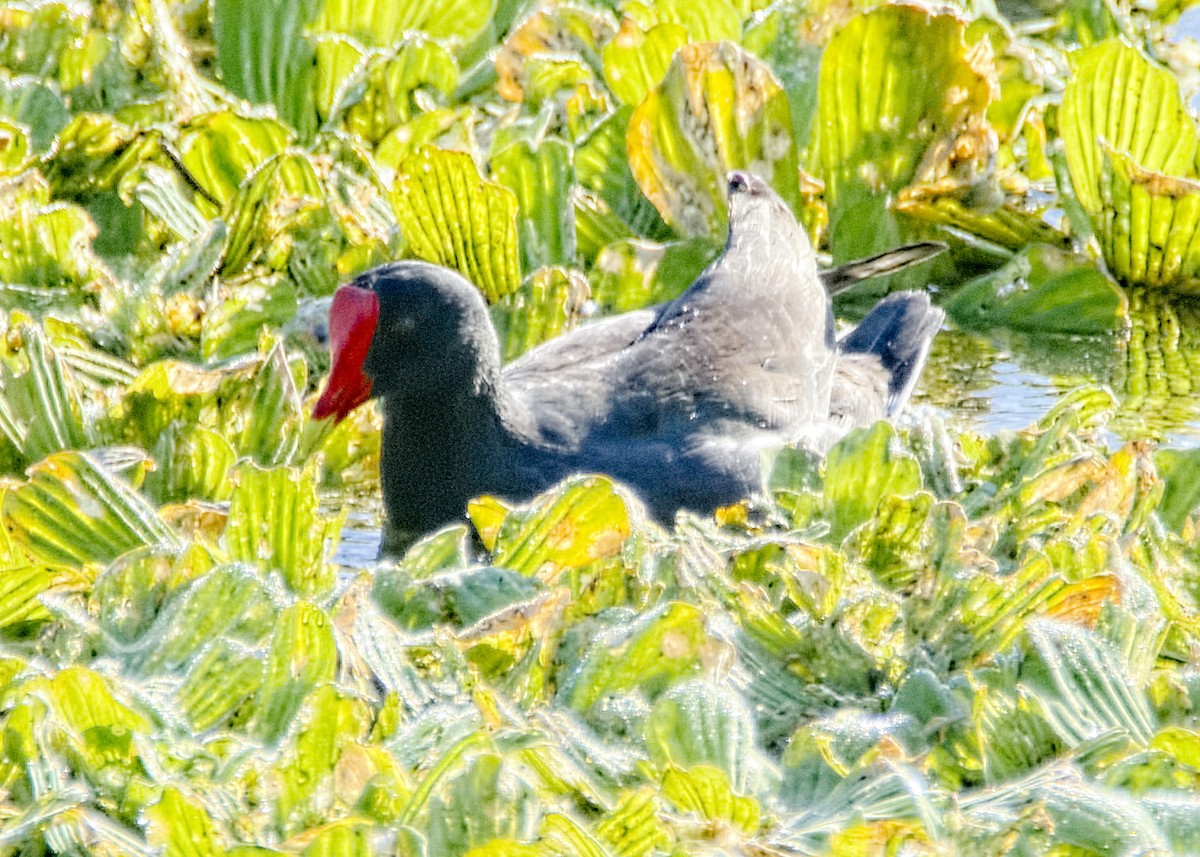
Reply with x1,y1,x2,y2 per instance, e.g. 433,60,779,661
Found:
724,171,810,260
313,262,498,422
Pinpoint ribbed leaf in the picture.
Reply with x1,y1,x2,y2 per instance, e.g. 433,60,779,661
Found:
644,680,762,794
1023,619,1155,747
144,424,236,505
177,112,294,209
491,138,575,272
200,278,298,362
491,267,588,361
574,107,670,242
1096,145,1200,291
0,324,88,466
3,451,178,567
212,0,320,138
812,6,995,262
601,20,687,107
1061,41,1197,215
594,788,668,857
144,787,225,857
176,639,264,731
476,476,631,580
0,565,83,632
253,600,338,744
238,339,305,466
622,0,741,41
276,685,372,834
0,174,109,301
315,0,494,42
131,565,276,675
565,602,707,711
389,147,521,302
340,39,459,142
224,462,341,596
660,765,760,832
590,237,715,316
628,41,801,241
822,422,923,541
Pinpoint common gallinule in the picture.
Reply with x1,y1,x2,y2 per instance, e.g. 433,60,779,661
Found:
314,172,944,547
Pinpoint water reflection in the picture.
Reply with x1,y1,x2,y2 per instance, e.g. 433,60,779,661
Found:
920,289,1200,446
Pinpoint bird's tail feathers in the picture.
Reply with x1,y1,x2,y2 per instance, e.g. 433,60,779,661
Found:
823,242,947,295
838,292,944,415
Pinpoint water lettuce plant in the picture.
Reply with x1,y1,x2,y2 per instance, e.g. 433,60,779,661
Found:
3,0,1200,853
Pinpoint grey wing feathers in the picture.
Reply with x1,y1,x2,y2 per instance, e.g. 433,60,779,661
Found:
505,309,658,378
838,291,944,415
503,309,659,448
822,242,947,296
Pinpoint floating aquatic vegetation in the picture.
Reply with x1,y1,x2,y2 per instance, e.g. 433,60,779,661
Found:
2,0,1200,851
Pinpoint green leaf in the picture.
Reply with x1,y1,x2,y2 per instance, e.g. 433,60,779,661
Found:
275,685,372,834
144,424,236,505
1095,144,1200,292
315,0,495,43
175,638,264,731
421,752,537,857
822,422,923,541
339,39,460,142
594,788,669,857
144,787,226,857
224,462,342,596
491,138,575,272
131,564,276,674
644,680,765,795
3,451,179,567
0,75,69,152
660,764,760,832
389,147,522,302
0,174,110,302
178,112,294,209
92,544,213,645
1061,41,1197,216
0,564,83,633
478,476,632,580
0,324,89,466
1022,619,1156,747
565,602,707,712
812,6,995,264
628,41,801,241
601,20,688,108
1155,446,1200,530
1059,41,1200,291
374,565,544,631
491,267,588,361
574,107,670,241
212,0,320,139
588,237,717,314
253,600,338,744
945,244,1127,334
622,0,742,42
301,820,373,856
237,339,305,466
14,666,150,775
0,119,29,174
201,278,299,362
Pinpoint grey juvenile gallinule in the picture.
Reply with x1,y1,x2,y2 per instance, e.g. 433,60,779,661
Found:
314,172,944,547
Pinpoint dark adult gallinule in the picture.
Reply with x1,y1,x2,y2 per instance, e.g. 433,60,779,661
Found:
315,172,944,547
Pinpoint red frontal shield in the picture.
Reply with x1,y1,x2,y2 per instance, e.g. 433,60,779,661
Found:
313,285,379,421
